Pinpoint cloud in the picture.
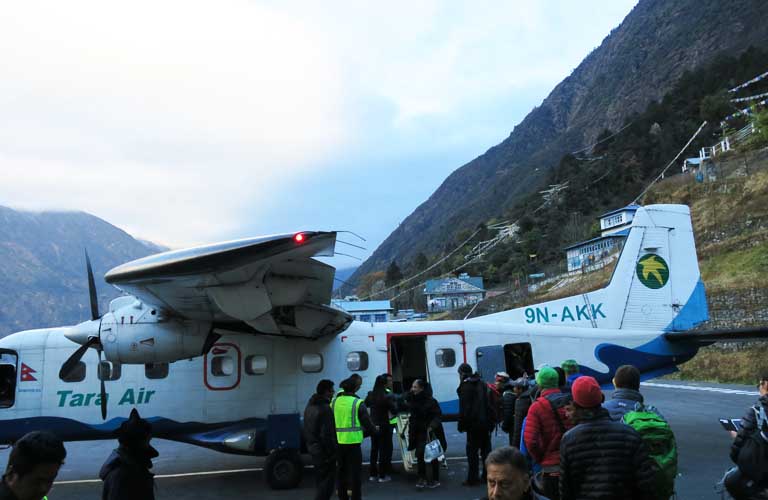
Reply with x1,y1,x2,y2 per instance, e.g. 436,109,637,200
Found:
0,0,349,246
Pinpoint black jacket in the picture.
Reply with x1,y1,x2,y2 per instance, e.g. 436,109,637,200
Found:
559,407,656,500
100,447,156,500
731,394,768,464
501,387,518,433
404,390,446,451
365,390,398,427
512,384,539,448
457,374,491,433
0,479,18,500
303,393,337,460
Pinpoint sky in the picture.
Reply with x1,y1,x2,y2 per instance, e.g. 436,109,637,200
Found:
0,1,638,268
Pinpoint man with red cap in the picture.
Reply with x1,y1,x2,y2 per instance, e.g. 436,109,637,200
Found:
559,376,656,500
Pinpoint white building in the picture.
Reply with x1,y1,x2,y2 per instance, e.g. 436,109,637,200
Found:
565,205,640,272
424,273,485,312
331,299,393,323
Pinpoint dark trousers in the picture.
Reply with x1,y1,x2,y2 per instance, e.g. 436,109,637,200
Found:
540,472,560,500
337,444,362,500
466,429,492,482
369,423,393,477
415,444,440,481
312,455,336,500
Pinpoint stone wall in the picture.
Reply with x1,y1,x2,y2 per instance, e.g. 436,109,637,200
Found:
703,287,768,329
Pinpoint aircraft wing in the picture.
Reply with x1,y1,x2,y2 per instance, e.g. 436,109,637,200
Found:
104,232,352,339
664,326,768,343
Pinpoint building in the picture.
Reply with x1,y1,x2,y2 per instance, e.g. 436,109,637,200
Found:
331,298,393,323
424,273,485,312
565,205,640,272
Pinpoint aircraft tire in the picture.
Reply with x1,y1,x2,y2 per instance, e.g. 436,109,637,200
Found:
265,449,302,490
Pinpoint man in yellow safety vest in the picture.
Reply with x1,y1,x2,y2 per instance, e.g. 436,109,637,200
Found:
0,431,66,500
333,376,377,500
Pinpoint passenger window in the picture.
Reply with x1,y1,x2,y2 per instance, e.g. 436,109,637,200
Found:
61,361,86,383
301,354,323,373
245,355,268,375
346,352,369,372
0,362,17,408
435,348,456,368
211,356,234,377
98,361,121,381
145,362,169,380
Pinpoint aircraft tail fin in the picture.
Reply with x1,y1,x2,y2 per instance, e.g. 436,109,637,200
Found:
474,204,708,331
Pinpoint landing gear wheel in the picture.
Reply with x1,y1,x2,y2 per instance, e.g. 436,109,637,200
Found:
265,449,302,490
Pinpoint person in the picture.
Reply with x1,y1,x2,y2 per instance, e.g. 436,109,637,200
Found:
488,372,510,429
524,366,572,500
560,360,581,385
604,364,649,421
513,379,539,451
559,376,656,500
481,446,550,500
404,379,445,489
100,408,159,500
332,376,377,500
365,374,397,482
725,368,768,499
502,377,527,446
457,363,492,486
303,379,337,500
0,431,66,500
553,367,570,394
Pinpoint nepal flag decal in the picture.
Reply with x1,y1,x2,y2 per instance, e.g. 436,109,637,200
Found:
20,363,37,382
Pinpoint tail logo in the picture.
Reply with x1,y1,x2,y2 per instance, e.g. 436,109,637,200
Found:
636,254,670,289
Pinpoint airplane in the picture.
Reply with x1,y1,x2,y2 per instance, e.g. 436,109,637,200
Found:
0,203,765,489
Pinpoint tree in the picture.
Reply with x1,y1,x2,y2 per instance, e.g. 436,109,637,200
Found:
356,271,386,299
385,261,403,287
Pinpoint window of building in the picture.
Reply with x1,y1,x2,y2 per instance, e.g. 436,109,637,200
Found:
98,361,121,381
211,356,234,377
374,314,387,322
301,354,323,373
359,314,372,322
435,348,456,368
346,352,369,371
245,355,268,375
145,362,169,380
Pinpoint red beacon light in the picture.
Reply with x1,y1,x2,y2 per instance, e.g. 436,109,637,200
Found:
293,232,306,244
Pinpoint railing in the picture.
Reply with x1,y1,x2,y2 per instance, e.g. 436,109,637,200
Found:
700,123,757,159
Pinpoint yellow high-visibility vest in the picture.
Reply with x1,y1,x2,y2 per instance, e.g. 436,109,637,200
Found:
332,394,363,445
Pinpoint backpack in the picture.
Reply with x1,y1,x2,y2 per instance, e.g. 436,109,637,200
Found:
543,392,572,435
736,404,768,483
623,404,677,500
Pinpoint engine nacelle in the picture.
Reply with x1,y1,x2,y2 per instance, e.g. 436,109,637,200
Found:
99,303,217,364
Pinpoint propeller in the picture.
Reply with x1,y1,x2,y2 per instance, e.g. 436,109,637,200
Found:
61,250,108,420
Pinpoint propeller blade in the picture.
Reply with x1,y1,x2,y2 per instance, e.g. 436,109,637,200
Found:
98,349,107,421
59,336,99,380
85,250,100,321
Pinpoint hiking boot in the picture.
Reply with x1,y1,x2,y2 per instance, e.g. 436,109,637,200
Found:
427,480,441,489
369,476,378,482
416,478,427,489
378,476,392,483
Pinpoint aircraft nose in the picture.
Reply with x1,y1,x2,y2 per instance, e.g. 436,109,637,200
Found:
65,320,100,346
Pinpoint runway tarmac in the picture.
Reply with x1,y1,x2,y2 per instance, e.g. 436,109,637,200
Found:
1,380,759,499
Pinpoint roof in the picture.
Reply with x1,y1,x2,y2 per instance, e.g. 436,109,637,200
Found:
684,157,703,165
331,300,393,312
424,276,485,294
599,204,641,219
563,233,628,251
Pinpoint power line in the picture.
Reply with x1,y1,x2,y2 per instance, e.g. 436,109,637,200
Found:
632,121,707,205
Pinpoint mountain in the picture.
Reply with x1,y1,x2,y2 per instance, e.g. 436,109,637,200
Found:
353,0,768,283
0,206,165,337
333,266,359,291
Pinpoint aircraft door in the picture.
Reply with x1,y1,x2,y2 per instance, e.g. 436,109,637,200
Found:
0,350,18,409
476,345,505,385
425,333,464,412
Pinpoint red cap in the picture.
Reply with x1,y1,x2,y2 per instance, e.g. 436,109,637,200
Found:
571,376,603,408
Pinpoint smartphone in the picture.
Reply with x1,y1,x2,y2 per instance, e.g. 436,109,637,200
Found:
719,418,742,432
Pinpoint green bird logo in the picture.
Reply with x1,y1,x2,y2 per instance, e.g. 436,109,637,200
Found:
636,254,669,289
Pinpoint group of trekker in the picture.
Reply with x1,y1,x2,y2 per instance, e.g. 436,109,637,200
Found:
303,372,447,500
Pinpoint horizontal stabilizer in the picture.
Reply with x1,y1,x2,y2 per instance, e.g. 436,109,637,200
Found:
665,327,768,343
